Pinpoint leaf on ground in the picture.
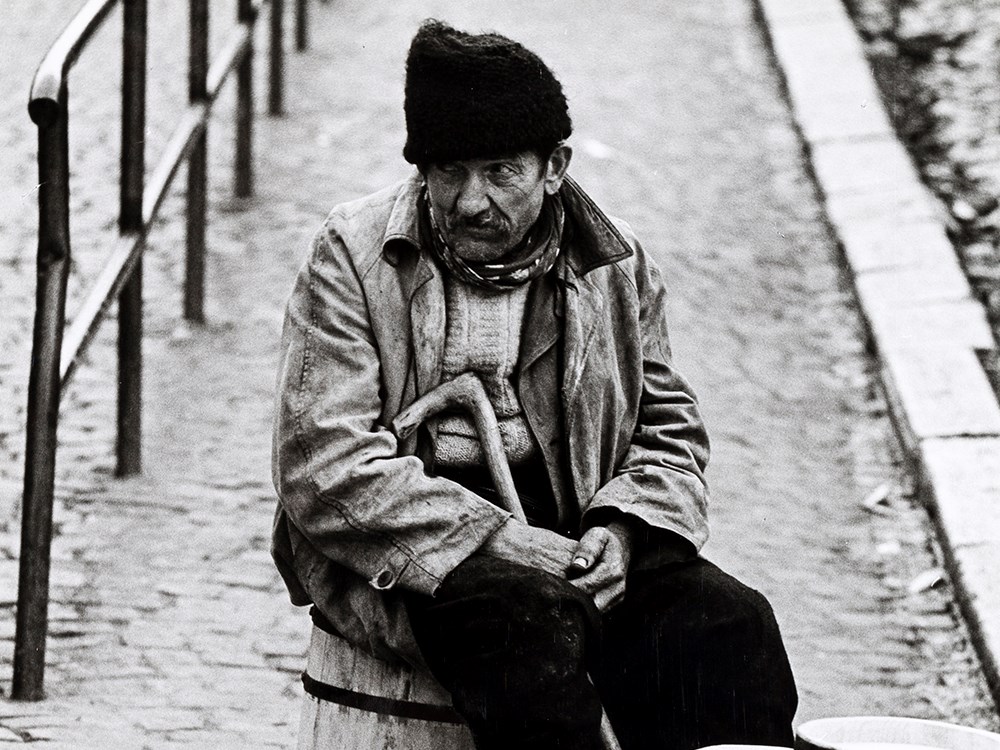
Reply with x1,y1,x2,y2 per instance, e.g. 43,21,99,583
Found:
908,567,946,594
862,482,893,514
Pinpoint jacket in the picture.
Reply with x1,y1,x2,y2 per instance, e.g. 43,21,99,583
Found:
271,171,710,666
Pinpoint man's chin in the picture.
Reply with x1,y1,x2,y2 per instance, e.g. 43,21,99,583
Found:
451,237,510,263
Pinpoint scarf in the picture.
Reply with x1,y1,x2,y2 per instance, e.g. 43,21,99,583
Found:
422,188,564,291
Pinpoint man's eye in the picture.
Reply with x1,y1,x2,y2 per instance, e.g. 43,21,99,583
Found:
437,164,462,176
489,164,517,179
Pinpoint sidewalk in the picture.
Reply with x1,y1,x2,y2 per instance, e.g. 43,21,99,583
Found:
0,0,997,746
757,0,1000,710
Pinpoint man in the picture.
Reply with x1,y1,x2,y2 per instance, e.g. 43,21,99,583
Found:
272,19,797,750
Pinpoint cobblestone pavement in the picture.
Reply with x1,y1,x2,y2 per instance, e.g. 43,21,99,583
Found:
0,0,247,507
1,1,308,746
0,0,997,746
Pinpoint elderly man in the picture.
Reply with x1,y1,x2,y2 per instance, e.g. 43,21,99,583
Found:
272,19,797,750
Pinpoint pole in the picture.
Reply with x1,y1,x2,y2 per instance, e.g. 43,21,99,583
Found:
295,0,307,51
117,0,147,477
235,0,254,197
186,0,208,321
12,84,72,702
269,0,284,115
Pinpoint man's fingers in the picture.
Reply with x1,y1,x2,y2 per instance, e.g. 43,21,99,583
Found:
567,529,629,610
568,556,625,596
589,576,626,612
570,528,609,572
593,587,620,612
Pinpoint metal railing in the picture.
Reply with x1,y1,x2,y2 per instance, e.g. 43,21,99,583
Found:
14,0,311,701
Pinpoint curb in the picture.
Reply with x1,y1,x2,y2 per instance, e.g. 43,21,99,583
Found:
757,0,1000,711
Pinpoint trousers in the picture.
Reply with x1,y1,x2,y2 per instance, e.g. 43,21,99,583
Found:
405,555,798,750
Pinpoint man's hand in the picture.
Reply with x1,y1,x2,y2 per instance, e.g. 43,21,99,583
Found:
567,522,634,611
478,519,578,579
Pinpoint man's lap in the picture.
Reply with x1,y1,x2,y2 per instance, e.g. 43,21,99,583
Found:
403,554,797,749
406,553,775,644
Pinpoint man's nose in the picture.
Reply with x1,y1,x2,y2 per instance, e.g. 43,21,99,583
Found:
454,172,490,216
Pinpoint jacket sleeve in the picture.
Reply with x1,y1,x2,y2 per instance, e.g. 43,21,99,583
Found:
272,221,510,598
583,236,711,553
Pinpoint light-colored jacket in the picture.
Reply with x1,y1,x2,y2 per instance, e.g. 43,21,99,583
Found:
271,172,710,666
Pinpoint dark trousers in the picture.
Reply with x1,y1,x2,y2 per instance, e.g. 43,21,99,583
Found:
406,556,798,750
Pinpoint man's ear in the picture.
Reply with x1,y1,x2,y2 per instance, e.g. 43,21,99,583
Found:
543,144,573,195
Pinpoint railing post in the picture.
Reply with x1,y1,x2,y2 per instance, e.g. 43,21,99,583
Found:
295,0,307,51
186,0,208,322
12,83,72,703
235,0,254,197
118,0,146,476
269,0,284,115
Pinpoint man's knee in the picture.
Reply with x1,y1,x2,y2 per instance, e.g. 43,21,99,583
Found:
407,555,599,670
627,558,781,638
406,556,605,748
695,563,782,642
440,556,590,611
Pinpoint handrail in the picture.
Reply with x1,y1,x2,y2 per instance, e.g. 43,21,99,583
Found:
207,8,259,98
14,0,313,702
59,8,265,391
60,234,137,390
27,0,119,126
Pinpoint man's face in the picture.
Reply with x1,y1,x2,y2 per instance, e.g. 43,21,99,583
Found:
424,151,556,263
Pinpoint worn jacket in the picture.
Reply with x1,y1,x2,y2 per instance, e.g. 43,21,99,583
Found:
271,171,710,666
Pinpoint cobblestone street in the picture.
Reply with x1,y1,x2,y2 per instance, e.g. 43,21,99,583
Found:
0,0,998,747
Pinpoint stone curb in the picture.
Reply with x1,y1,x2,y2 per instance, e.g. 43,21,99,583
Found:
757,0,1000,710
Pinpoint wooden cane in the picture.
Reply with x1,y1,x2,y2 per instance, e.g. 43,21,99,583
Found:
393,373,526,524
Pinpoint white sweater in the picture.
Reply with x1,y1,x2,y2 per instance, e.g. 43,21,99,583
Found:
434,277,538,468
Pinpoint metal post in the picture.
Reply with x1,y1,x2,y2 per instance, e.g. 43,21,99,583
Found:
13,85,72,702
295,0,307,51
186,0,208,322
235,0,254,197
269,0,284,115
117,0,146,476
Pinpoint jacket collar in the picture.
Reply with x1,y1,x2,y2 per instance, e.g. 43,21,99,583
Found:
381,171,425,259
558,176,634,274
379,170,634,275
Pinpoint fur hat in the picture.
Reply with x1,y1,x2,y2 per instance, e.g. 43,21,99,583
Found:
403,20,572,165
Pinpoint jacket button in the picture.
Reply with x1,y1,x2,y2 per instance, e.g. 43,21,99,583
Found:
374,569,394,588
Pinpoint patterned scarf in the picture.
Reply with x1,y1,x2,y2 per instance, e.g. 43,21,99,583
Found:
422,188,564,290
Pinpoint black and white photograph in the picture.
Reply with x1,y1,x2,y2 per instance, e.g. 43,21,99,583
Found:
1,1,1000,748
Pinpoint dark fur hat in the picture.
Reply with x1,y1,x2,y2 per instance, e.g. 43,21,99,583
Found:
403,20,572,165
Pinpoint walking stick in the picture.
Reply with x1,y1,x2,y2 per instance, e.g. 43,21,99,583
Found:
393,372,623,750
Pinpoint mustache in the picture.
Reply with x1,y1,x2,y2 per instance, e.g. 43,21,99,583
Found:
446,210,507,234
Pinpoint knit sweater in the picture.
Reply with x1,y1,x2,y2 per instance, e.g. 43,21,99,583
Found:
434,277,538,467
